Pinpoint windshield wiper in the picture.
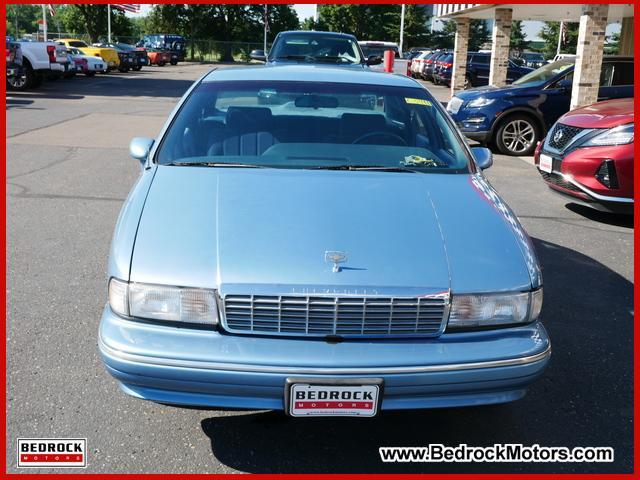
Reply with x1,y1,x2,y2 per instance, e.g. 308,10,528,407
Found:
163,161,264,168
275,55,313,61
308,165,420,172
308,55,354,64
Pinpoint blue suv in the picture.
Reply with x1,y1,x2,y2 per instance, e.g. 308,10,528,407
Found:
447,57,633,155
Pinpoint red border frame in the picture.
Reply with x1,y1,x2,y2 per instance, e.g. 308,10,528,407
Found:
2,1,637,477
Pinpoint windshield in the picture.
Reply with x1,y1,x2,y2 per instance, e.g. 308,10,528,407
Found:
68,41,88,48
360,45,400,59
156,80,470,173
522,53,544,61
513,59,574,86
269,34,362,64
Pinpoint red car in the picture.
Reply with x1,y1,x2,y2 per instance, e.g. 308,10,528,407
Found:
534,98,634,214
147,49,171,66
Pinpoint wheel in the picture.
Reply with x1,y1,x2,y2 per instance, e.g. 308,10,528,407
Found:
158,61,166,66
495,114,540,156
464,74,474,89
133,65,142,71
118,67,130,73
170,60,177,65
7,63,34,91
85,71,96,77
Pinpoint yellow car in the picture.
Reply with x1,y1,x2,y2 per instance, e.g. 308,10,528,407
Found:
57,39,120,71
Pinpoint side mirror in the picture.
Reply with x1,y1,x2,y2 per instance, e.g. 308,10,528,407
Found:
366,55,383,66
129,137,154,166
557,79,572,92
250,49,266,62
471,146,493,170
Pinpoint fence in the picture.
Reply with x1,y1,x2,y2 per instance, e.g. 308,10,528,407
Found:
31,31,267,63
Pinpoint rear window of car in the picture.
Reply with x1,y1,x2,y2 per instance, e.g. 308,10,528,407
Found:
360,44,400,59
470,54,490,64
156,80,471,173
68,41,87,48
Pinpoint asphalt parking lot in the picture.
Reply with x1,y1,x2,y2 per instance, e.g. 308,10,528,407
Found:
6,63,633,473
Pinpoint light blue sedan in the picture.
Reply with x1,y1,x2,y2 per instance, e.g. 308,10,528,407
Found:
99,65,550,417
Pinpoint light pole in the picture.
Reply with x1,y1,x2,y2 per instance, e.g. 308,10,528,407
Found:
263,4,268,54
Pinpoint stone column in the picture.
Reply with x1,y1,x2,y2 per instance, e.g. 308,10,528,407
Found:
618,17,633,56
451,17,470,97
570,4,609,110
488,8,513,87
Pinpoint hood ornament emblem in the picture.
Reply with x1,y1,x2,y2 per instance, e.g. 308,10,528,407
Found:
553,129,564,143
325,251,348,273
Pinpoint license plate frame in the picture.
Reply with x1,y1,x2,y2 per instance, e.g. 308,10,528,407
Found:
285,377,383,418
539,153,553,173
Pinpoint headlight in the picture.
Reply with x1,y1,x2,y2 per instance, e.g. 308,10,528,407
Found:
108,278,219,325
583,123,634,146
447,289,543,330
467,97,495,108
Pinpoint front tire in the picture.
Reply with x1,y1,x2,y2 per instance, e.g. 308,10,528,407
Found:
170,60,177,65
85,71,96,77
495,114,540,156
7,64,33,91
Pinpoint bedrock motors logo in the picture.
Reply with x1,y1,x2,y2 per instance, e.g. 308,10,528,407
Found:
17,439,87,468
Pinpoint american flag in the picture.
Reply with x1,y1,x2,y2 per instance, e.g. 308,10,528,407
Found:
112,4,141,13
47,4,56,17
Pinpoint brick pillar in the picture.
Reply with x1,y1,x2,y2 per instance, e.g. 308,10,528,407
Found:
451,18,470,97
570,4,609,110
488,8,512,87
619,17,633,56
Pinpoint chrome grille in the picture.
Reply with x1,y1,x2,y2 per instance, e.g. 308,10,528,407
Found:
547,123,584,151
223,294,449,337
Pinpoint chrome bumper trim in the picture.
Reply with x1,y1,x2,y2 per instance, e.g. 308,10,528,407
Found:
99,335,551,375
563,174,634,204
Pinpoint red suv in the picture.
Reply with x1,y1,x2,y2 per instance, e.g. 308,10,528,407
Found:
534,98,634,214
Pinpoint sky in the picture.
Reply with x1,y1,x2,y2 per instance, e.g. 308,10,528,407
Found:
128,5,620,42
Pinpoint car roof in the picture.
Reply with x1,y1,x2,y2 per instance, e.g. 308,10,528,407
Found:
277,30,356,39
202,64,421,88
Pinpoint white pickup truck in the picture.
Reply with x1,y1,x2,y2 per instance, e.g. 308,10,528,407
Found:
6,41,70,91
358,41,409,75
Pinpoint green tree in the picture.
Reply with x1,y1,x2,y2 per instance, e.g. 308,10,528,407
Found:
510,20,528,53
384,5,431,49
317,4,396,40
57,4,134,42
6,4,41,39
539,21,580,59
433,19,489,51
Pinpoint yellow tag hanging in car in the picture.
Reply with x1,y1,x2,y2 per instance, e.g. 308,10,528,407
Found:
404,98,432,106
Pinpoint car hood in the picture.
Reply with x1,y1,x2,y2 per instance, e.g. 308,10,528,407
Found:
558,98,634,129
454,83,535,102
129,167,537,294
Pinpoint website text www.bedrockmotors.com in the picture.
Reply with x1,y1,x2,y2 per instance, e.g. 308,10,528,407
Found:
379,444,614,463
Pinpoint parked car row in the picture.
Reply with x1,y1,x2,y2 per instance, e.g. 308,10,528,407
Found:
447,56,633,155
410,50,533,88
6,34,186,91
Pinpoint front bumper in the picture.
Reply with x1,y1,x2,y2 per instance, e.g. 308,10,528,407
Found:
535,143,634,214
99,306,551,411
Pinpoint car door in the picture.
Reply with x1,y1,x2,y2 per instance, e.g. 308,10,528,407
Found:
474,54,490,85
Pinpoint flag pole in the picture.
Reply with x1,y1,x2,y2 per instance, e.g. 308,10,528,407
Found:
399,4,405,56
108,4,111,43
556,21,563,56
41,4,47,41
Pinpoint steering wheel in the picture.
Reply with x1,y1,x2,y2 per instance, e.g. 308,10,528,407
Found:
352,131,408,146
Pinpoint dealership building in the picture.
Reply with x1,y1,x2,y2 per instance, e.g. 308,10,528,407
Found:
436,3,634,109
